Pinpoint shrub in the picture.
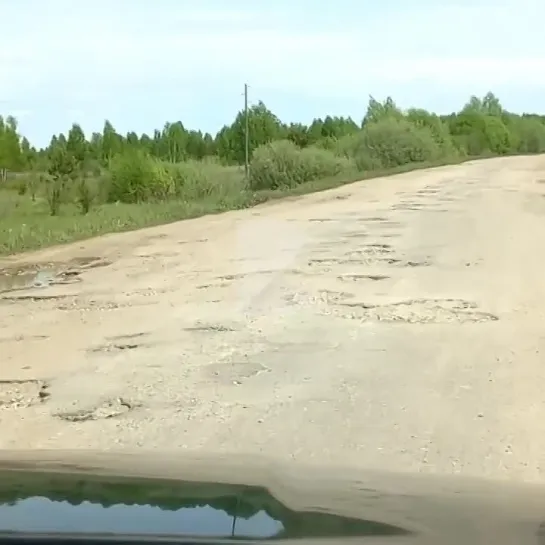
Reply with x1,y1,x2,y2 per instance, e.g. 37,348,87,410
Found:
352,117,442,170
406,109,460,159
299,146,353,180
76,177,93,214
249,140,303,190
107,150,172,203
45,176,65,216
514,117,545,153
448,112,515,156
166,160,218,200
164,159,246,204
249,140,351,190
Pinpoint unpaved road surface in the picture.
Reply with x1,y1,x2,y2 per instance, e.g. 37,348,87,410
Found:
2,156,545,482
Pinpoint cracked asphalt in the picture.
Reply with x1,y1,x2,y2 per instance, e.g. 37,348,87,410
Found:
2,156,545,483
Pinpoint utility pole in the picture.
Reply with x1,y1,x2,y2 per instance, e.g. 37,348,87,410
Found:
244,83,249,180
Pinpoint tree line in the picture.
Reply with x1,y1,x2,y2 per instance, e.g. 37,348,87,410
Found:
2,91,545,218
0,101,363,172
5,91,544,173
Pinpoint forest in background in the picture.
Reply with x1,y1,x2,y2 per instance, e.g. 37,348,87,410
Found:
0,91,544,255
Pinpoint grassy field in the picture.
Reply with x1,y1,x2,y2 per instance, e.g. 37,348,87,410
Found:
0,157,470,257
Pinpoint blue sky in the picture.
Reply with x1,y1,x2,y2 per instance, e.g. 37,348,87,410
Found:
1,0,543,148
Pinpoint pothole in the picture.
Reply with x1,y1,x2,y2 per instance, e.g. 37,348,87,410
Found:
0,334,49,343
308,255,404,269
342,232,368,239
338,274,390,282
332,298,499,324
317,290,355,303
1,293,72,303
68,257,112,270
0,257,110,295
366,221,403,229
308,258,343,267
87,341,145,354
392,204,426,211
178,238,208,245
136,251,179,259
107,332,148,342
217,271,275,282
54,397,135,422
146,233,168,241
0,268,57,294
196,282,231,290
0,379,50,409
367,243,393,249
377,258,431,268
357,216,389,222
405,260,432,267
319,194,351,203
345,245,394,258
289,290,355,305
56,297,155,312
204,362,271,385
53,270,83,285
184,323,237,333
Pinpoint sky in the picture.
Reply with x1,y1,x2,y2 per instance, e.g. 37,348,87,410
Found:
1,0,544,148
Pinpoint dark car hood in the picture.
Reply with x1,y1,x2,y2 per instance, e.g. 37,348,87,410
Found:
0,451,544,544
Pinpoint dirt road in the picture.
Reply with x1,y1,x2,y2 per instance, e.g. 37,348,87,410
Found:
2,156,545,482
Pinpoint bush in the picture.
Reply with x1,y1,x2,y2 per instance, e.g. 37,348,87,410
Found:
514,117,545,153
45,176,65,216
448,112,515,156
406,109,460,159
300,146,352,180
76,177,93,214
249,140,351,191
353,117,443,171
107,150,172,203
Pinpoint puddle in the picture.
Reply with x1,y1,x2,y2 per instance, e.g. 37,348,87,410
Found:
0,257,110,295
0,268,57,294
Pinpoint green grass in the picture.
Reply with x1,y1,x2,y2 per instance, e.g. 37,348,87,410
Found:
0,156,474,257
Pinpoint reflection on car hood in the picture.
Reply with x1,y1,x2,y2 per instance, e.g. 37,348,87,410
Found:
0,451,544,544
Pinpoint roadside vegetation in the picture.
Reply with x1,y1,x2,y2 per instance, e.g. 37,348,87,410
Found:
1,92,544,255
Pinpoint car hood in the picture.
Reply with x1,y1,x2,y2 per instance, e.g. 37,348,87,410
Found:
0,450,544,544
